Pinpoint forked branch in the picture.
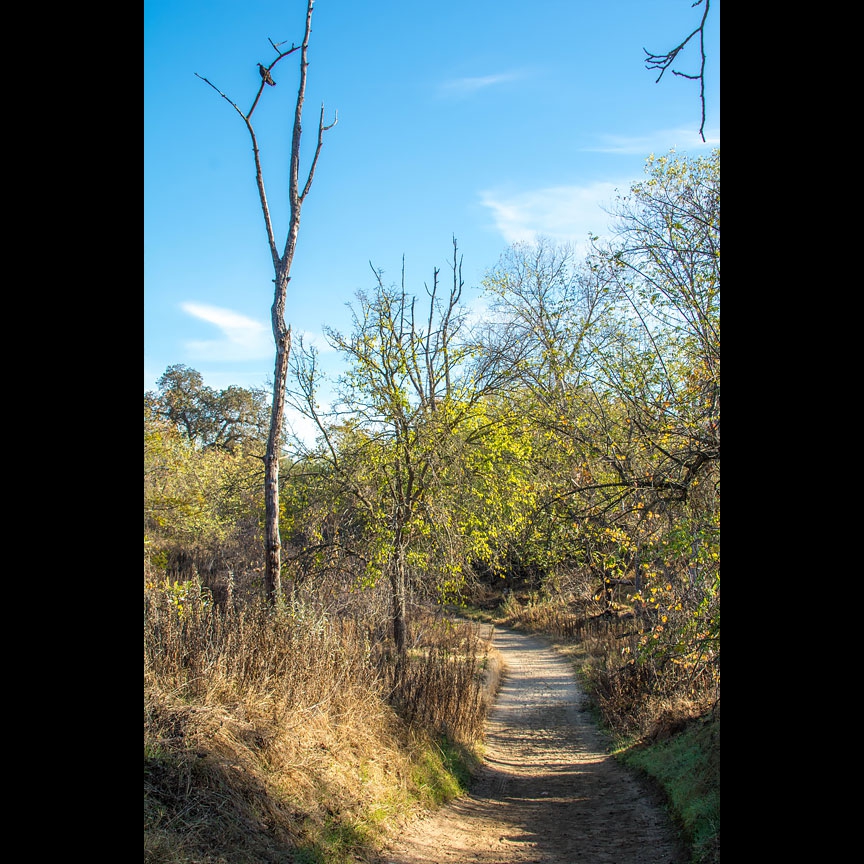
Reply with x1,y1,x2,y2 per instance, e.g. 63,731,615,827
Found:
643,0,712,141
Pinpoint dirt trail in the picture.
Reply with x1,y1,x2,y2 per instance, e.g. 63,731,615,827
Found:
382,624,688,864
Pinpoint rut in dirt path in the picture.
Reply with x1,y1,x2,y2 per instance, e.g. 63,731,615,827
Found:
382,624,688,864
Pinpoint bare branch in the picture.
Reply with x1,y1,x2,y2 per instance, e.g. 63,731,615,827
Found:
268,38,297,54
248,43,302,118
643,0,711,141
300,103,338,202
194,72,280,266
193,73,246,121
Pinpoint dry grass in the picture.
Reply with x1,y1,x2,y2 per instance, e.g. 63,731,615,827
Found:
384,615,499,744
144,583,496,863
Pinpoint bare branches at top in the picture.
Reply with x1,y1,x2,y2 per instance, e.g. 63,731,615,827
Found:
643,0,713,142
194,41,299,122
193,10,337,278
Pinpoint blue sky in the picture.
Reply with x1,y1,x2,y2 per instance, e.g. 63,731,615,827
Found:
144,0,720,399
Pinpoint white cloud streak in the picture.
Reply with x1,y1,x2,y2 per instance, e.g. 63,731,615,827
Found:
479,130,720,251
439,70,525,96
181,303,272,361
479,181,624,254
181,303,338,363
581,127,721,154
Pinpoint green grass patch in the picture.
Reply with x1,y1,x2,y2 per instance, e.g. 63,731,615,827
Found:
410,734,478,807
292,816,372,864
617,711,720,863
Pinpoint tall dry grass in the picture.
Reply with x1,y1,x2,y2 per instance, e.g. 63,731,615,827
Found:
144,580,496,863
383,613,498,745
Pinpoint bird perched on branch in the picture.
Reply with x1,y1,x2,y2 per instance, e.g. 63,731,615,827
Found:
257,63,276,86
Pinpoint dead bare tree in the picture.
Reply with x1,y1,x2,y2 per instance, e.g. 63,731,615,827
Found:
643,0,713,142
196,0,337,604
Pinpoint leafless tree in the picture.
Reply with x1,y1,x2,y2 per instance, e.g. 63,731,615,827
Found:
196,0,337,603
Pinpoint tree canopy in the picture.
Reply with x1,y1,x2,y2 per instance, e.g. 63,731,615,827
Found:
145,149,719,681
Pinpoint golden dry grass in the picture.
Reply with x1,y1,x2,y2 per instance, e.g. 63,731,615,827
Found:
144,583,496,863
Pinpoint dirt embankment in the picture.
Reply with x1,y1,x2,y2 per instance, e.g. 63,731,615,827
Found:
381,624,688,864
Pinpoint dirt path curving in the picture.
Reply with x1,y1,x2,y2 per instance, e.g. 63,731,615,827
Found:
381,624,688,864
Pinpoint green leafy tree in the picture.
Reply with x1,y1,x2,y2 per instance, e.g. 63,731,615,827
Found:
478,241,627,594
588,149,720,511
580,151,720,676
476,150,719,665
147,364,270,452
287,241,507,656
144,398,264,582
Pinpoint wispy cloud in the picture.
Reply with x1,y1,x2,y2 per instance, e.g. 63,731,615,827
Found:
479,181,625,253
181,303,272,361
439,70,526,97
181,303,338,363
582,127,720,154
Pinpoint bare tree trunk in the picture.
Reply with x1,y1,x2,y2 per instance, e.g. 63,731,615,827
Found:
264,326,292,603
390,562,407,657
389,544,408,685
388,514,409,658
197,0,336,604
